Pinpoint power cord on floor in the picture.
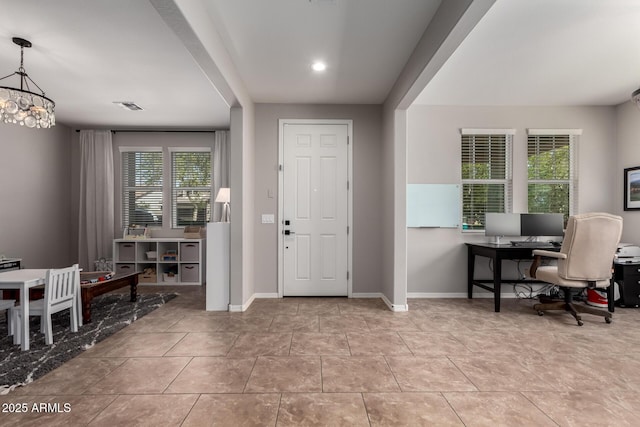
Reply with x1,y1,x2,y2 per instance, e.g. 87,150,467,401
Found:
513,283,558,300
486,258,559,299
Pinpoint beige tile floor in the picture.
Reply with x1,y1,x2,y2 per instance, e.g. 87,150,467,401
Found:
2,285,640,426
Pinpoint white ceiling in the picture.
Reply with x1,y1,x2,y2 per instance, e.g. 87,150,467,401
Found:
414,0,640,106
3,1,637,131
0,0,230,129
205,0,441,104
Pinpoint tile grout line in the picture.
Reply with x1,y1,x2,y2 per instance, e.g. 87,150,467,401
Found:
241,356,259,394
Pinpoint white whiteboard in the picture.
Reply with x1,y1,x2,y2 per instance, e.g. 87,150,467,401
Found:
407,184,460,228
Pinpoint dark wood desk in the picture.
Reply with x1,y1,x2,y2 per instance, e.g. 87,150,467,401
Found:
467,242,616,313
466,242,558,312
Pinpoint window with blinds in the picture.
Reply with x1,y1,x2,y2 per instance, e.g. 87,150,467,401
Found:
171,150,212,227
461,132,512,231
527,132,578,224
122,151,163,227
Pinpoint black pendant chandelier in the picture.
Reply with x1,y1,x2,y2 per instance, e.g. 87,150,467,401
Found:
0,37,55,128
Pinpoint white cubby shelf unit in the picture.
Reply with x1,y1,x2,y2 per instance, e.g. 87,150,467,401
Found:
113,238,206,285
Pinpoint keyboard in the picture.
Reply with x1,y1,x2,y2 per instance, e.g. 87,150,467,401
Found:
510,241,552,247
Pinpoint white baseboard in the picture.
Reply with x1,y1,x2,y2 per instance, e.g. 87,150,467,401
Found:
353,292,408,312
380,293,408,312
228,294,256,312
407,292,532,299
233,290,526,312
408,292,467,298
254,293,279,299
351,292,382,298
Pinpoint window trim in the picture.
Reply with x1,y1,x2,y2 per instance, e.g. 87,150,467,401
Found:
526,130,579,219
119,147,164,229
461,128,517,136
460,130,514,232
118,146,214,231
527,129,582,136
169,147,213,228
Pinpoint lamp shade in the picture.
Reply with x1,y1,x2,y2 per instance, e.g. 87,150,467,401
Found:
215,188,230,203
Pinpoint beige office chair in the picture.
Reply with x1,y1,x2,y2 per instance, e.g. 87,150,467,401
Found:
529,212,622,326
12,264,81,345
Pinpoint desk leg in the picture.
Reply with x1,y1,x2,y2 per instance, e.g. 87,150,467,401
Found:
20,287,29,351
467,246,475,299
493,256,502,313
608,277,615,313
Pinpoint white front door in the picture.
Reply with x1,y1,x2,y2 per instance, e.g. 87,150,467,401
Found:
281,122,350,296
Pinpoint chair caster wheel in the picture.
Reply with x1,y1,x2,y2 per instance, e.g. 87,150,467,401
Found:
537,311,544,316
577,320,583,326
605,317,612,324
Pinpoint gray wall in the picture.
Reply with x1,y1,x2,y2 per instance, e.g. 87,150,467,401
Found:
380,106,397,302
616,101,640,244
379,0,492,307
407,105,617,295
0,124,74,268
253,103,384,295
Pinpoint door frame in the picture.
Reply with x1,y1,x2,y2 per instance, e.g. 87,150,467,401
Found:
277,119,353,298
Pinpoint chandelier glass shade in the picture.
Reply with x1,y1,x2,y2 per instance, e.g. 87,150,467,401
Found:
0,37,55,128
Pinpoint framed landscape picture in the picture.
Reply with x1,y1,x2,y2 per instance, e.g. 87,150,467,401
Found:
624,166,640,210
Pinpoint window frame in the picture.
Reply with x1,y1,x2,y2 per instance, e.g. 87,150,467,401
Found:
460,129,514,232
169,147,212,228
120,147,164,229
526,129,580,223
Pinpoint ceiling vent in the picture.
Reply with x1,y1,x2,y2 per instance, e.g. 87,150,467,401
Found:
308,0,337,5
113,101,143,111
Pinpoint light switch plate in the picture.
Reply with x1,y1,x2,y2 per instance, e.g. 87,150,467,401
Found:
261,214,275,224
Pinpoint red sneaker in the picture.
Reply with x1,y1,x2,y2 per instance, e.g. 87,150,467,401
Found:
586,288,608,308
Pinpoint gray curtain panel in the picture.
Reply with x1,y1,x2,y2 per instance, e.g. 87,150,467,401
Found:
78,130,114,271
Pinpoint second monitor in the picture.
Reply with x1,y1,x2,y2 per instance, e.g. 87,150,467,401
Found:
520,213,564,238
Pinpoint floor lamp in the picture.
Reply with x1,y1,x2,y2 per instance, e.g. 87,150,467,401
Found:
215,188,230,222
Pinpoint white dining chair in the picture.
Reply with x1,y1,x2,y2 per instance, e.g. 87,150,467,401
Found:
0,299,16,336
12,264,81,346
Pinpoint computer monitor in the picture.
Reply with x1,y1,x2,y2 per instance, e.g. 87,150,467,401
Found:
485,213,521,242
520,213,564,238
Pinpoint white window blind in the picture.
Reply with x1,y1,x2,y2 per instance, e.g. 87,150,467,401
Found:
461,133,512,231
171,150,212,227
121,151,163,227
527,132,578,223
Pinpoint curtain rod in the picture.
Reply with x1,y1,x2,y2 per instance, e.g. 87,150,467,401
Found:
75,129,225,133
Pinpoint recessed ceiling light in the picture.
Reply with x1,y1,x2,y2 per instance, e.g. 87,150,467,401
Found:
312,61,326,72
